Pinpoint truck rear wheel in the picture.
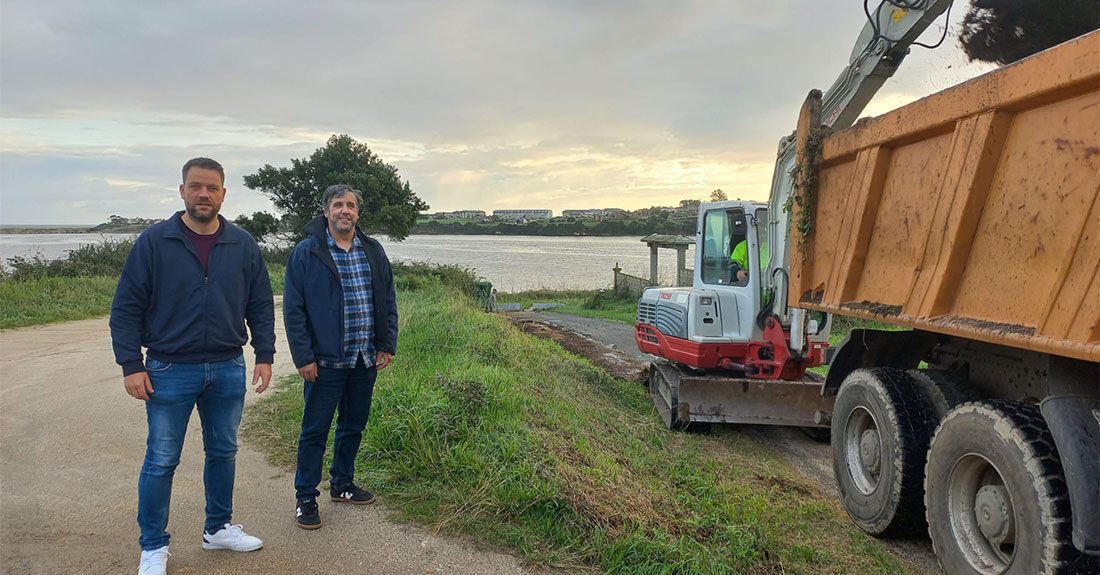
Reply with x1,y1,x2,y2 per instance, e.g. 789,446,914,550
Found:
925,401,1088,575
907,368,978,422
832,368,934,536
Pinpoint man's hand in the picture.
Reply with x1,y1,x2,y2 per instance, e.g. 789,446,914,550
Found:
252,363,273,393
376,351,393,370
124,372,154,401
298,362,318,383
737,269,748,282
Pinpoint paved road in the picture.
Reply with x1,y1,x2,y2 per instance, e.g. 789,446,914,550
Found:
0,307,556,575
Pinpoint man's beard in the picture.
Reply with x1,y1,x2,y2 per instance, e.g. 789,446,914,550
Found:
333,217,356,232
186,203,218,223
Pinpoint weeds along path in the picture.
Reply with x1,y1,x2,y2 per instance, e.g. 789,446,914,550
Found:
0,305,556,575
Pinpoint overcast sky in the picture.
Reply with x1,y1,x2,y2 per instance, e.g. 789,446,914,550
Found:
1,0,994,225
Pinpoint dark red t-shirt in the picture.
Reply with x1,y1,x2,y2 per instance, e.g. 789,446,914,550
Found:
180,219,224,275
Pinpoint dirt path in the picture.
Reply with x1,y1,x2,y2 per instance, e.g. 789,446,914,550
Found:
0,307,559,575
508,311,943,575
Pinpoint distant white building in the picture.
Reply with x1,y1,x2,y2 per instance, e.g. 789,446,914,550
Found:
452,210,487,219
492,209,552,221
562,208,625,219
429,210,487,219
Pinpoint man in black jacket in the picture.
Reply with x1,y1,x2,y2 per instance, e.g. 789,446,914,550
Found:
283,184,398,530
110,158,275,575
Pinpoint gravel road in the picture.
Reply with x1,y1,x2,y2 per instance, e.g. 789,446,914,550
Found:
0,307,564,575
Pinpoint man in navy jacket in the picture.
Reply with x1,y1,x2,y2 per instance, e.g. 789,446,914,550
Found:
110,157,275,575
283,184,398,530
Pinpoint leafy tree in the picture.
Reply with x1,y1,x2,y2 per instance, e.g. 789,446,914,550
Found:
243,134,429,241
959,0,1098,65
233,211,280,243
678,199,701,209
710,189,728,202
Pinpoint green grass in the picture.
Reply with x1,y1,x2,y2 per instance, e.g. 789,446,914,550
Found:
498,289,638,324
241,280,920,575
0,276,120,328
267,263,285,295
0,264,288,330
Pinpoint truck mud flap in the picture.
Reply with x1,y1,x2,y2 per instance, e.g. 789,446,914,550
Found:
650,361,835,428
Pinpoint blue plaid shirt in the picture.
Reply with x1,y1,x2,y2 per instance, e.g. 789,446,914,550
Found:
318,228,375,368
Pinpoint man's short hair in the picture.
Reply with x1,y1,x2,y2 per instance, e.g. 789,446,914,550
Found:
322,184,364,210
182,157,225,184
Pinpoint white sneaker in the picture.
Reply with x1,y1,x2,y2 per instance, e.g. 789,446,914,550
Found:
138,546,169,575
202,523,263,551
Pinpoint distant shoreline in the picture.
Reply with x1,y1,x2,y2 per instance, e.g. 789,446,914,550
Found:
1,227,95,234
0,225,145,234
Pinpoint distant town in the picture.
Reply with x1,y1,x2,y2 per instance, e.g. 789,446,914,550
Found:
1,203,704,237
423,203,699,223
414,203,700,236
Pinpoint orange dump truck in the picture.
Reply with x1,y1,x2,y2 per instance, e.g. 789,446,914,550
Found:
791,31,1099,574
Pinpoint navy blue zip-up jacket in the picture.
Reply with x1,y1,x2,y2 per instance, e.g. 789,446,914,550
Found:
283,216,399,369
110,212,276,376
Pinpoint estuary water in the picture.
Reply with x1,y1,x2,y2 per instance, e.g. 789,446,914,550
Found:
0,233,136,263
0,232,695,292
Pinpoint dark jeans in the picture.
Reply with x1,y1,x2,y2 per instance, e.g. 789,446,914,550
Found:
294,358,376,501
138,356,246,550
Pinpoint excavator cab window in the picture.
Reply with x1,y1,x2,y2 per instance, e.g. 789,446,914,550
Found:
701,208,748,285
754,207,770,276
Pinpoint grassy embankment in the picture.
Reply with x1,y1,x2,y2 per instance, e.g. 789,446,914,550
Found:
243,265,917,575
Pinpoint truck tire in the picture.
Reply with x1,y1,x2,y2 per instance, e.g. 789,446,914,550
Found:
907,369,978,422
925,401,1093,575
832,368,935,537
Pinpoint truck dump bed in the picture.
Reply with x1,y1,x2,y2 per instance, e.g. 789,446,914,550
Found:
790,31,1099,362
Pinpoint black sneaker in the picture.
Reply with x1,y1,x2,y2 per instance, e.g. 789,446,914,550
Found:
330,482,376,505
296,499,322,530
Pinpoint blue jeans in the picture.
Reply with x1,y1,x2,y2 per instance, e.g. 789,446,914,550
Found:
295,359,376,501
138,356,246,550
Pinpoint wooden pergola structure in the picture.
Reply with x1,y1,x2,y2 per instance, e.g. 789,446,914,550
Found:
639,233,695,286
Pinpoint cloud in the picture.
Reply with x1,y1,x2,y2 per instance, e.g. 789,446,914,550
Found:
102,178,159,190
1,0,995,224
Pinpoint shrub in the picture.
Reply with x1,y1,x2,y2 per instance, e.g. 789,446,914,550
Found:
1,237,136,282
392,261,476,297
259,245,294,267
583,288,634,310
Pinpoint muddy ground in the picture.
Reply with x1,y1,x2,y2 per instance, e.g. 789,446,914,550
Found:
508,311,943,575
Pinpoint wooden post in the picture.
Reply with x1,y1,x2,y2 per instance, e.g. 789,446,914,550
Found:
649,244,659,285
676,247,687,286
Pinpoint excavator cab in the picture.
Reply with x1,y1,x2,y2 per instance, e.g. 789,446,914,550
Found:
700,207,750,286
637,200,815,375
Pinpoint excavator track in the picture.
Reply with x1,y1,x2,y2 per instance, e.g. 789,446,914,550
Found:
649,361,834,430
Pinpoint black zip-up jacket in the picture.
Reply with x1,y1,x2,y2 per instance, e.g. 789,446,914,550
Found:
282,216,398,369
110,212,276,376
